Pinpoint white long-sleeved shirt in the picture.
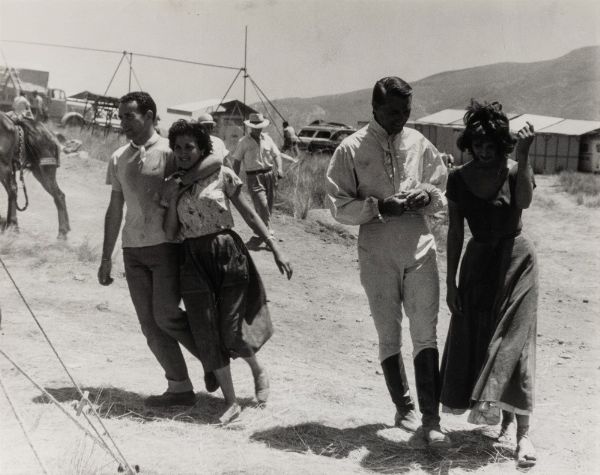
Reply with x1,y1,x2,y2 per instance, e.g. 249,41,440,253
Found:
326,120,448,226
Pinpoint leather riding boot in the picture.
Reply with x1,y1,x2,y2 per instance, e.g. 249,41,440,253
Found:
381,353,420,432
414,348,450,447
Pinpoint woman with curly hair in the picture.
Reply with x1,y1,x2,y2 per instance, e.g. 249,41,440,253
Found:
440,101,538,467
163,120,293,424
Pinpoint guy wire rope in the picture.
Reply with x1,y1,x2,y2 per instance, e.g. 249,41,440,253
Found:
250,79,283,142
0,374,50,475
0,349,132,472
0,256,138,475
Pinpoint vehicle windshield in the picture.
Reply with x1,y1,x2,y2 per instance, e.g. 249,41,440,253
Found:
315,131,331,138
299,129,316,137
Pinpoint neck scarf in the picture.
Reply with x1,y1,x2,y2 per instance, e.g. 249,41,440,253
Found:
130,132,160,165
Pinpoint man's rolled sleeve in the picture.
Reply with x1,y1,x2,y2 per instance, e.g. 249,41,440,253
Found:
231,139,245,163
106,154,122,192
419,144,448,215
326,146,380,225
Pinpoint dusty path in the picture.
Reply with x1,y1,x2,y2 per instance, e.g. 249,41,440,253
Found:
0,153,598,474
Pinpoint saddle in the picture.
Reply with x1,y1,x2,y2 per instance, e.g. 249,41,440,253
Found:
5,112,59,168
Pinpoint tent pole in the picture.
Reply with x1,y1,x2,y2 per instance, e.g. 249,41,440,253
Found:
243,26,248,131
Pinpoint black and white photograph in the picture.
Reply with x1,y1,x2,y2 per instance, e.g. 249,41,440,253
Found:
0,0,598,473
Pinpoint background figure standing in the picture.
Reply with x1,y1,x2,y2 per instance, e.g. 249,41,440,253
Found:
440,101,538,468
232,113,283,248
326,76,449,446
98,91,220,407
196,112,231,166
281,120,299,157
12,91,34,119
31,91,44,121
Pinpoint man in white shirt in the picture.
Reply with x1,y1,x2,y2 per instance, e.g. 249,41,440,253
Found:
12,92,34,119
31,91,44,121
98,91,219,407
232,113,283,247
327,77,450,446
281,121,299,157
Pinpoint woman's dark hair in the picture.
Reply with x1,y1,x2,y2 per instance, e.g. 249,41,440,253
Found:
168,119,213,156
456,100,516,156
372,77,412,107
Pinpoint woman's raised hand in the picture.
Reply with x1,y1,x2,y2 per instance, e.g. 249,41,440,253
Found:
516,121,535,154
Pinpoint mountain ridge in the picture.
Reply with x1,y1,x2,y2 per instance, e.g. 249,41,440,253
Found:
255,46,600,130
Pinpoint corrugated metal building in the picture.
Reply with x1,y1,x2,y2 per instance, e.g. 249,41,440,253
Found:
408,109,600,173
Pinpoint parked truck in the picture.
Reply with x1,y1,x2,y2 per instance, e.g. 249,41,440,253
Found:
0,66,93,126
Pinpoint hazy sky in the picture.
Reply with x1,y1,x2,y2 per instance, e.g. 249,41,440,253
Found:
1,0,598,123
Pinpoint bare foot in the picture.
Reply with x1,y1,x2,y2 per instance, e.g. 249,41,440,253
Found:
254,370,270,404
516,435,537,468
219,402,241,424
497,421,515,445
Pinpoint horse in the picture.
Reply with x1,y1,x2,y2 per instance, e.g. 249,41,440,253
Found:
0,111,70,239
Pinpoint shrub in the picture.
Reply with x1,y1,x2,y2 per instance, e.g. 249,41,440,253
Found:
57,125,126,163
557,171,600,196
276,151,331,219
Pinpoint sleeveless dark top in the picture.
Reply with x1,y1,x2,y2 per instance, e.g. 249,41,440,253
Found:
446,164,534,243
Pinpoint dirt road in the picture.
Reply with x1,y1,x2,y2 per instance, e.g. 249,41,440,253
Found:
0,153,598,474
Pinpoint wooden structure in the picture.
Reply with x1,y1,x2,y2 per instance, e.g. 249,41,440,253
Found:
167,98,258,151
408,109,600,173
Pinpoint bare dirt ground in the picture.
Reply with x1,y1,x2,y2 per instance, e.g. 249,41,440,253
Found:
0,152,598,474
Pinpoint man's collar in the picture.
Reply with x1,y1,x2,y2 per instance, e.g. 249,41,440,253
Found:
369,119,404,142
130,131,160,150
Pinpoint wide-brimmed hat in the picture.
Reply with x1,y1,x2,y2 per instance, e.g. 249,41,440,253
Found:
196,112,216,125
244,113,270,129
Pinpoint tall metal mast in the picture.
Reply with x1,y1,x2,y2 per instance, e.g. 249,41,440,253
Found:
243,26,248,123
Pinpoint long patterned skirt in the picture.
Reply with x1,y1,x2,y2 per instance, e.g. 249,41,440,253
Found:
440,233,538,416
180,230,273,372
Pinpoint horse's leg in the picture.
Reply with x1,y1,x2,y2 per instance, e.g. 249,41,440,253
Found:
0,164,18,231
31,164,70,239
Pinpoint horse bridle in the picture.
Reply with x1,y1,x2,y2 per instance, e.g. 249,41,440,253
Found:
13,124,29,212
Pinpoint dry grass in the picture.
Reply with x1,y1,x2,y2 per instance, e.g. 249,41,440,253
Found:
56,124,126,163
557,170,600,208
276,151,331,219
32,386,519,474
76,236,101,263
0,230,99,268
533,194,557,209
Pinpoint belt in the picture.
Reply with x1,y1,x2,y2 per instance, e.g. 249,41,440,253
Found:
246,168,272,175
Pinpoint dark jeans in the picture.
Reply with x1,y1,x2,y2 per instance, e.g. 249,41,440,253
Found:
123,243,197,392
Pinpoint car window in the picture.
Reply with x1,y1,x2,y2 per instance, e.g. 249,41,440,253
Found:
334,132,352,142
315,130,331,139
299,129,316,137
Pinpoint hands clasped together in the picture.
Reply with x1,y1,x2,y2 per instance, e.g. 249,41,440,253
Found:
379,188,431,216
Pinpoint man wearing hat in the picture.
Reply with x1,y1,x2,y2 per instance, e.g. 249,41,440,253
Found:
232,113,283,247
196,112,231,166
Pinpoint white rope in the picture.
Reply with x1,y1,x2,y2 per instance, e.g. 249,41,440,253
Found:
0,349,120,465
0,373,51,475
0,258,138,475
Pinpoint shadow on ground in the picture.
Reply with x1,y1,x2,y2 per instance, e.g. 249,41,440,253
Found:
33,386,256,425
250,422,518,474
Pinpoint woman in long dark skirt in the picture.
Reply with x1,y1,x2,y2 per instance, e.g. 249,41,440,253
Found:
440,101,538,468
163,120,293,424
